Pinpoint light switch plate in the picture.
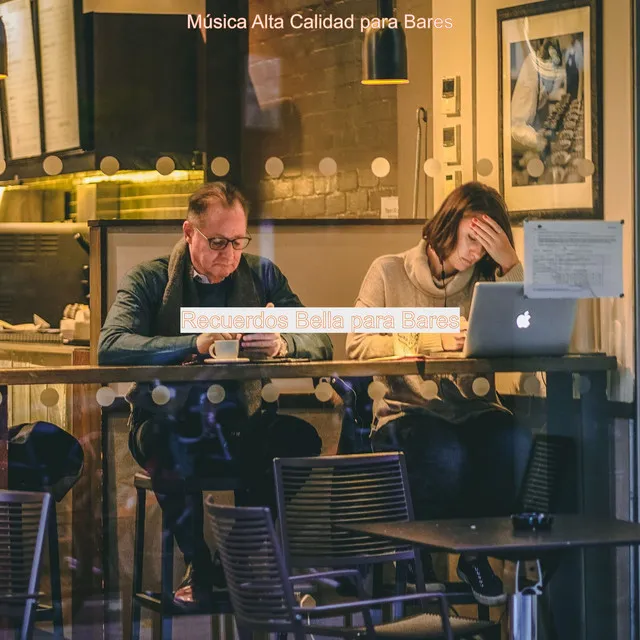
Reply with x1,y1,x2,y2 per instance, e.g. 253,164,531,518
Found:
442,76,460,116
443,125,461,165
443,170,462,197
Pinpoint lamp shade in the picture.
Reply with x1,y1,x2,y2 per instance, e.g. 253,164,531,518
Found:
362,22,408,85
0,17,7,79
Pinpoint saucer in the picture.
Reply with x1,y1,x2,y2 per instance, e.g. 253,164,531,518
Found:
204,357,250,364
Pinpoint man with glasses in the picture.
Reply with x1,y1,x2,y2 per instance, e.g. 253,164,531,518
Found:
99,181,332,609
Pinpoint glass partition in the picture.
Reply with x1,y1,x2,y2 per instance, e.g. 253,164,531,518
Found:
0,0,637,638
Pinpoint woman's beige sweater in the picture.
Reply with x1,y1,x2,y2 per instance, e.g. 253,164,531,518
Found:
345,239,524,430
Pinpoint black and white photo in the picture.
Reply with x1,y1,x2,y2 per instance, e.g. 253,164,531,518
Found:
498,0,601,219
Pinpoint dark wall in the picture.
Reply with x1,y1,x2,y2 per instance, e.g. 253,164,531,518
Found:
0,232,86,325
92,13,201,168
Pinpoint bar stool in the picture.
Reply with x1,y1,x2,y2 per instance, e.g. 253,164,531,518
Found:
130,472,238,640
35,502,64,638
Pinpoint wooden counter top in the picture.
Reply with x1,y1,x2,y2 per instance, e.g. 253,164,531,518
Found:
0,354,617,386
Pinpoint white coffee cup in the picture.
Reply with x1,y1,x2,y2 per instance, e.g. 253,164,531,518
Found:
393,333,420,356
209,339,240,360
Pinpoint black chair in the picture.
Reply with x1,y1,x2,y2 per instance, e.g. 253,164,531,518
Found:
515,433,575,515
274,452,429,581
511,433,575,638
0,490,52,640
130,472,238,640
273,452,500,626
207,501,500,640
34,503,64,638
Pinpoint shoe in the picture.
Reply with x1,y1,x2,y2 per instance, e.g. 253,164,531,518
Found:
456,555,507,606
173,560,226,611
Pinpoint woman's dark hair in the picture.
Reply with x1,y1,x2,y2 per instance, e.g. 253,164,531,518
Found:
422,181,515,281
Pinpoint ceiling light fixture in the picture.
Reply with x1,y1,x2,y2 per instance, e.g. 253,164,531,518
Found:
361,0,408,85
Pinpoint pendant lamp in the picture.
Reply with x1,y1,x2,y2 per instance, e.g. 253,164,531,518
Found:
361,0,408,85
0,17,7,79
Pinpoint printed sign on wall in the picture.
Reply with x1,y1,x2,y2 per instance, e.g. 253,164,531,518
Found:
524,220,624,298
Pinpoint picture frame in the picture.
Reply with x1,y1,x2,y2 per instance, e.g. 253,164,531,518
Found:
497,0,602,221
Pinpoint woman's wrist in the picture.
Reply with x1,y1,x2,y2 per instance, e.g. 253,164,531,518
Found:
499,258,519,275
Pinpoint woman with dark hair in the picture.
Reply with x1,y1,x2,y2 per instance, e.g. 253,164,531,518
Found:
346,182,524,606
421,181,519,283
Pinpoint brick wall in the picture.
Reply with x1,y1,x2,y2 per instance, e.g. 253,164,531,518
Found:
244,0,398,218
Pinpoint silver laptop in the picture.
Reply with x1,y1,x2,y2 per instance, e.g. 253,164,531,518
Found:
441,282,577,358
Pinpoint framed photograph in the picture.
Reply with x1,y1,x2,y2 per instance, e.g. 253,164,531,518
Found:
498,0,602,221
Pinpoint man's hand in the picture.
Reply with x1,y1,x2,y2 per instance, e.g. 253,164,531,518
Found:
241,333,286,357
240,302,287,358
441,316,468,352
196,333,239,355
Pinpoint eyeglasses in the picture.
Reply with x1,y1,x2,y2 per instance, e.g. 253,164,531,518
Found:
194,226,251,251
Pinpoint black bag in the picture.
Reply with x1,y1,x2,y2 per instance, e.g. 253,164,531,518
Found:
244,408,322,461
8,421,84,501
236,409,322,512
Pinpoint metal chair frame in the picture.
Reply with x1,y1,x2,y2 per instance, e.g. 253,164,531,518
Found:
34,503,64,638
515,433,574,515
130,472,237,640
270,452,503,638
273,452,481,616
0,490,52,640
273,452,425,574
207,502,496,640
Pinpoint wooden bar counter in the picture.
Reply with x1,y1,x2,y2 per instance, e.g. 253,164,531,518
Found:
0,353,618,387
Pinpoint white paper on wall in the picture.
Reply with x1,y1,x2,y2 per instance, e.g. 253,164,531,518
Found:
381,196,399,219
524,220,624,299
38,0,80,152
0,0,42,159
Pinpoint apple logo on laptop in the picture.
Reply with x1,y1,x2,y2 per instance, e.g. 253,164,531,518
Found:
516,310,531,329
